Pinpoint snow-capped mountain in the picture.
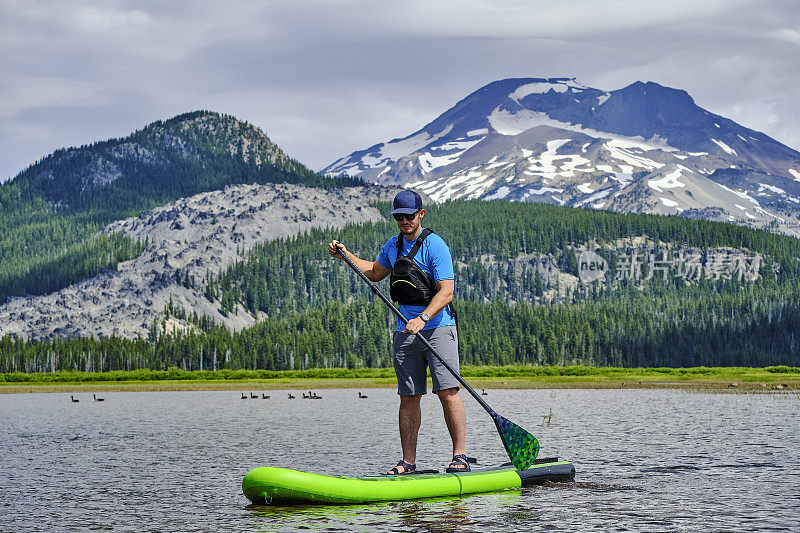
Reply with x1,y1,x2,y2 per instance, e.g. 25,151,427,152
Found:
324,78,800,233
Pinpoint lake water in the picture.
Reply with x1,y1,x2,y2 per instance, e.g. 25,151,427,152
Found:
2,387,799,532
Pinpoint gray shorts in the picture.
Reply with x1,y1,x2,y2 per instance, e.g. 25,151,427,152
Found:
393,325,460,396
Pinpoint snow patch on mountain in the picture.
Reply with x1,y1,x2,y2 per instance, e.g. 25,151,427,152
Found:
604,140,665,171
719,184,759,205
755,205,785,222
488,108,677,153
575,188,611,207
510,79,588,101
485,186,510,200
524,139,593,180
596,93,611,106
758,183,785,194
410,169,497,202
660,197,679,207
489,109,548,136
467,128,489,137
711,138,738,156
648,169,686,192
529,186,565,195
419,149,464,173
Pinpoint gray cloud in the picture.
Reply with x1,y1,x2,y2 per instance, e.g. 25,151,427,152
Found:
1,0,798,180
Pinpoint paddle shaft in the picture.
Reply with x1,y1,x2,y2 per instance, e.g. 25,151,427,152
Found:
336,245,494,415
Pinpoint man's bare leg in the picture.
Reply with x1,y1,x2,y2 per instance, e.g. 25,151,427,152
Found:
436,387,466,459
385,394,422,474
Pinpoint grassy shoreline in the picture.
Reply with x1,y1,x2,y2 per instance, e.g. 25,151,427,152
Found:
2,365,798,393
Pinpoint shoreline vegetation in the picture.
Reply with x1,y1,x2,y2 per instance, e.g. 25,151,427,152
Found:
2,365,798,394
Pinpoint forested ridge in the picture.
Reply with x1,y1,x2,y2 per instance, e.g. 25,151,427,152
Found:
3,285,799,374
0,111,362,304
208,200,799,317
3,199,800,373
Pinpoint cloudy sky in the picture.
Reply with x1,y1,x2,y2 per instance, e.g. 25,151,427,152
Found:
1,0,799,180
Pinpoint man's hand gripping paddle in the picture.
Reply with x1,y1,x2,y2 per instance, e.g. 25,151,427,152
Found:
335,243,539,470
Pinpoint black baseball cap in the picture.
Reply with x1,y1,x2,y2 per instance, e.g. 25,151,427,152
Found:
391,190,423,215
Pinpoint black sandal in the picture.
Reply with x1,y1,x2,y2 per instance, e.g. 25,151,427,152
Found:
445,454,475,473
383,460,416,476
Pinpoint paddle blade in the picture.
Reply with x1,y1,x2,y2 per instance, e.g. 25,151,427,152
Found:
493,414,540,470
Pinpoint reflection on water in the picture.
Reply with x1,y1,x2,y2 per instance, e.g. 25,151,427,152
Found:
248,490,528,532
2,388,799,532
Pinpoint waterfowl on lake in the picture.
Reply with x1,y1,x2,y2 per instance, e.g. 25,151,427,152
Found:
288,393,296,399
358,392,368,399
542,407,553,426
93,394,105,402
262,394,270,399
481,389,488,396
311,392,322,399
70,395,79,403
250,392,259,399
241,393,247,399
302,392,310,399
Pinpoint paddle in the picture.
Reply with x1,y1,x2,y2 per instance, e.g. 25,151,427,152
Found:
335,243,540,470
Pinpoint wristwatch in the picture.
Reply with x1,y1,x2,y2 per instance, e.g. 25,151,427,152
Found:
419,313,430,323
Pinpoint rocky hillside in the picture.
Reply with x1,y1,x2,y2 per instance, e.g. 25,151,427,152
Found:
0,111,363,305
11,110,338,211
0,183,399,341
324,78,800,235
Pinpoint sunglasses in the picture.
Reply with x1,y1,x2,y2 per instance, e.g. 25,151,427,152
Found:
393,212,419,221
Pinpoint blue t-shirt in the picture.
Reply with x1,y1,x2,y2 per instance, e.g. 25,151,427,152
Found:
377,228,456,331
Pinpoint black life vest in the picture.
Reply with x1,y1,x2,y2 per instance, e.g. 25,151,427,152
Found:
388,228,459,328
389,229,435,305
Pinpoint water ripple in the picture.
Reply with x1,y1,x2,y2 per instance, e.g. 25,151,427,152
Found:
1,388,799,532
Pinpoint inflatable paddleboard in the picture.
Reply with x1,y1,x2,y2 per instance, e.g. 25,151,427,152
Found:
242,458,575,505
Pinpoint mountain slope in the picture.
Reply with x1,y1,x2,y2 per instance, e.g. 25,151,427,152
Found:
0,111,362,304
14,110,344,213
5,198,800,369
324,78,800,234
0,183,399,341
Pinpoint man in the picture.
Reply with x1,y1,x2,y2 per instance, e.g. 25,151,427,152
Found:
327,190,469,475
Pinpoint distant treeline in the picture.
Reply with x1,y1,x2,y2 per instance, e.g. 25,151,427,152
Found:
3,284,800,373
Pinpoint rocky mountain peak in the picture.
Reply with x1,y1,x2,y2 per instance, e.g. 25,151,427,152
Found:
133,110,291,167
9,110,310,210
323,77,800,235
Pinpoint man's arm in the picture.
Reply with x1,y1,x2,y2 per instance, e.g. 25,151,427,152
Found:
403,279,454,335
328,240,390,282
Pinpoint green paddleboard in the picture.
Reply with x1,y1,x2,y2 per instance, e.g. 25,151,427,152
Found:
242,459,575,505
